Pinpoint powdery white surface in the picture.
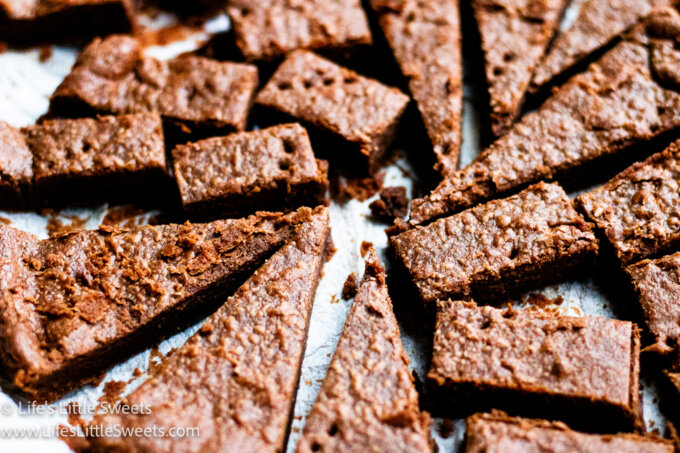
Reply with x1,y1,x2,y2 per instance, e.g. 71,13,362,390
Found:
0,9,666,453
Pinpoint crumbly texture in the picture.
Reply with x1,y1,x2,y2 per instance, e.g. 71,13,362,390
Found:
473,0,568,136
465,412,672,453
227,0,372,61
429,301,641,432
341,272,358,299
369,186,409,221
410,7,680,225
627,252,680,354
370,0,462,175
256,50,410,174
297,249,432,453
530,0,672,92
0,0,133,45
173,123,328,219
578,141,680,265
49,35,259,138
0,208,315,401
80,208,330,453
0,120,33,208
23,113,166,206
392,182,598,304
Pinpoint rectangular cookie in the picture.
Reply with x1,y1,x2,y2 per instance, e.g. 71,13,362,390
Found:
227,0,372,62
369,0,463,175
465,412,672,452
0,121,33,208
173,123,328,219
391,182,598,305
297,249,432,453
429,300,642,432
530,0,672,93
0,208,315,401
49,35,259,140
627,251,680,354
78,208,330,453
578,141,680,265
23,113,167,207
0,0,133,45
410,6,680,225
256,50,410,174
472,0,568,136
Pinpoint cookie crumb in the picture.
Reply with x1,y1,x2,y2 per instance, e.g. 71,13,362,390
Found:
369,186,408,221
342,273,358,299
360,241,373,257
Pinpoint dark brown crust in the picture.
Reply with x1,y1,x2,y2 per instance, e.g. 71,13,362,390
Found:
0,0,134,45
410,6,680,225
473,0,568,136
49,35,259,139
578,140,680,265
392,182,598,305
297,249,433,452
0,208,316,402
627,251,680,354
173,123,329,220
23,113,167,207
429,301,642,433
79,207,330,452
465,411,672,452
370,0,463,175
530,0,673,93
227,0,372,62
255,50,410,174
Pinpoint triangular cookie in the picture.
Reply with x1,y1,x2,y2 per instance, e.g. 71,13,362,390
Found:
531,0,670,92
297,249,432,452
473,0,568,136
370,0,463,175
79,206,330,452
0,207,314,401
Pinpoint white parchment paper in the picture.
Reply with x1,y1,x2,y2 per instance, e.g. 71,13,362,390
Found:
0,6,666,453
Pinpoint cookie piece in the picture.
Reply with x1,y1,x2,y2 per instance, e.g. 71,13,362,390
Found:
392,182,598,305
297,249,432,453
429,301,642,432
227,0,372,61
50,35,259,140
370,0,463,174
256,50,410,174
78,207,330,452
410,6,680,225
173,124,328,219
473,0,569,136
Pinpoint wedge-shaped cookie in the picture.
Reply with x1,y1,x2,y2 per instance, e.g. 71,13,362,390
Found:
0,207,317,401
473,0,569,136
579,140,680,266
628,252,680,354
79,207,330,452
411,6,680,225
531,0,672,92
297,249,432,453
370,0,463,175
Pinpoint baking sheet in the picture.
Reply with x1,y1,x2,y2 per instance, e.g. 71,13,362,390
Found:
0,6,667,453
